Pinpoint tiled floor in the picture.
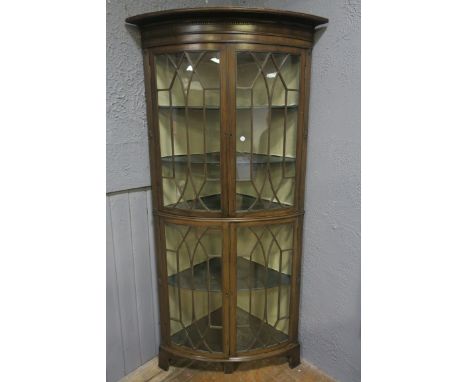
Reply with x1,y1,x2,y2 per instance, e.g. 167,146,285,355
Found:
119,356,335,382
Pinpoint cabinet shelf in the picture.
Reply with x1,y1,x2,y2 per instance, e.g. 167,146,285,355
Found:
168,257,291,292
171,307,288,353
165,193,290,211
157,105,298,110
161,152,296,165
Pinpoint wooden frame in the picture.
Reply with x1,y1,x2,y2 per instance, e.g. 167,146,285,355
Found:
127,7,328,374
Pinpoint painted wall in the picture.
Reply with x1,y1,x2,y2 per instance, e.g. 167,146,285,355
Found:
107,1,360,381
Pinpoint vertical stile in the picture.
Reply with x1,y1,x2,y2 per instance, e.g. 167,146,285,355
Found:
229,222,237,356
226,45,237,217
226,45,238,356
220,45,230,217
144,49,172,349
289,217,301,341
222,222,231,357
145,190,160,354
220,44,232,357
148,51,164,213
157,217,171,346
296,48,311,212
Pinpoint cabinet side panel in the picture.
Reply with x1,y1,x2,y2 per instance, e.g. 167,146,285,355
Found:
289,216,303,341
143,50,162,214
129,192,158,362
146,190,161,350
297,48,312,211
144,49,170,351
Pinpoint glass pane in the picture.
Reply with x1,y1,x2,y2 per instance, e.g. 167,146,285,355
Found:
165,223,223,353
155,51,222,211
236,52,300,211
236,223,294,352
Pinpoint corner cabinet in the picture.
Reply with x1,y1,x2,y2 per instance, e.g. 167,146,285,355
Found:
126,7,328,373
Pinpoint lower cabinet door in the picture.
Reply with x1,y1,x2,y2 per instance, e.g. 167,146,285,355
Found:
234,220,295,353
161,218,296,357
163,220,227,355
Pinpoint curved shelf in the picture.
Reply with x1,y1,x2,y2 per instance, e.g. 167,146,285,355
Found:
157,105,299,110
165,193,291,211
161,153,221,164
161,152,296,165
171,306,288,353
168,257,290,292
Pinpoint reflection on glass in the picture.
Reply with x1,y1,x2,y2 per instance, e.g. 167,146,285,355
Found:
236,52,300,211
155,51,222,211
165,223,223,353
236,223,293,352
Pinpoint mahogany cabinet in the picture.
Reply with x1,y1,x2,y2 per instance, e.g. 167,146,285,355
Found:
126,7,328,373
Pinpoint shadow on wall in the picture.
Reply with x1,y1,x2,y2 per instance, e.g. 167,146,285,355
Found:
301,317,360,382
125,23,141,47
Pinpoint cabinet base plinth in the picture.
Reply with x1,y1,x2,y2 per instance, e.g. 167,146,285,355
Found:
158,347,170,371
159,343,300,374
223,362,235,374
288,345,300,369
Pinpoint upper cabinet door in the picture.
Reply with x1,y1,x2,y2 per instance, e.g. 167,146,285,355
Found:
154,49,223,213
235,50,301,213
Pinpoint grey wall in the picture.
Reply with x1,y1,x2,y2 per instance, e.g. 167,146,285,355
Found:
107,1,360,381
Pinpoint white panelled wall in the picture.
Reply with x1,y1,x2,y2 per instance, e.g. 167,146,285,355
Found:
106,188,160,382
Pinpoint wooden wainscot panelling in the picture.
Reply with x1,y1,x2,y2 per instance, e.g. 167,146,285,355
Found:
107,189,160,380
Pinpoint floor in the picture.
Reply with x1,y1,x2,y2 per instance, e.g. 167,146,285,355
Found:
118,356,335,382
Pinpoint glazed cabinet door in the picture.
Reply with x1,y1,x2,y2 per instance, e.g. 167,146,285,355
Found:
230,219,298,354
231,46,303,214
151,45,227,215
161,218,229,356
